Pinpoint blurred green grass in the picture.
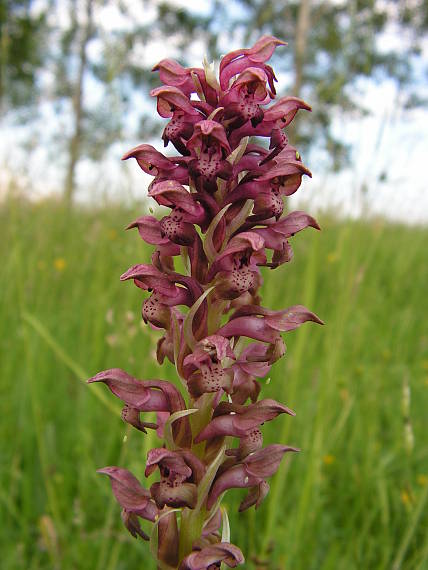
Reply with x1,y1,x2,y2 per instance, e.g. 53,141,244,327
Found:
1,197,427,569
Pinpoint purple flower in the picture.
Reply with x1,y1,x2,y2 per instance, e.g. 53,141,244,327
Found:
251,210,321,267
97,466,158,540
179,542,244,569
183,335,235,398
207,444,298,511
87,368,191,445
219,35,285,93
186,120,232,192
218,304,324,343
229,96,311,159
225,156,312,218
120,264,206,333
122,143,188,184
208,232,265,300
221,67,271,130
153,58,218,107
195,398,294,446
146,448,206,509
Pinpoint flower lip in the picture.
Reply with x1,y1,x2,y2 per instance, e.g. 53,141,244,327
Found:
150,85,201,118
179,541,244,569
194,398,295,443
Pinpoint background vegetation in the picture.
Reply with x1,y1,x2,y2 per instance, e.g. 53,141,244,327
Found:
2,1,428,568
1,199,427,569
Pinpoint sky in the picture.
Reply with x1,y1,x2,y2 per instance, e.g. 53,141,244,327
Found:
2,0,428,224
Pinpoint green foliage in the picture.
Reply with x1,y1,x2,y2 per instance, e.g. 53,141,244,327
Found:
1,199,427,568
0,0,47,111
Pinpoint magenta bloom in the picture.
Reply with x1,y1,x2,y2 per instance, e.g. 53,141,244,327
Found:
89,35,323,567
180,542,244,569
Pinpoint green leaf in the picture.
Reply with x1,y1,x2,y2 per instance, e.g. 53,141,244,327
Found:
227,136,249,165
221,507,230,543
164,408,198,450
149,509,181,570
225,199,253,241
195,443,226,513
203,204,231,262
183,286,215,350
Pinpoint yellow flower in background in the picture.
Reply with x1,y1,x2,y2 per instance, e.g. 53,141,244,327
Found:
323,454,336,465
400,489,411,506
54,258,66,271
417,474,428,487
327,251,338,263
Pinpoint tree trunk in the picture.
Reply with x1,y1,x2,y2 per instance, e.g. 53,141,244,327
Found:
64,0,93,206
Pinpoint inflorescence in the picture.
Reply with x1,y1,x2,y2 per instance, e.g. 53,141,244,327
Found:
88,35,323,570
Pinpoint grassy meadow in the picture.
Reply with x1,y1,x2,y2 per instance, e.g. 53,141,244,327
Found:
1,197,427,569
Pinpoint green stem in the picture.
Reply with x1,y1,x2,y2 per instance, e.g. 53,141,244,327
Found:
178,508,206,561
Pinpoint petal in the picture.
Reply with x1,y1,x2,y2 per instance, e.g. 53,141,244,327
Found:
263,96,311,124
271,210,321,237
151,481,198,509
97,466,157,520
207,464,261,509
121,143,176,175
217,316,279,343
151,85,199,118
244,444,299,478
180,542,244,569
145,448,190,477
87,368,170,411
126,215,170,245
158,511,179,567
238,481,270,512
121,405,158,433
266,304,324,331
121,509,150,540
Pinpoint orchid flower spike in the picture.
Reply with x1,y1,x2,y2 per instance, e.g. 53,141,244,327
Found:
89,34,323,569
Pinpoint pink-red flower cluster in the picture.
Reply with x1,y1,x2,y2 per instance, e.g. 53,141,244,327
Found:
89,35,323,569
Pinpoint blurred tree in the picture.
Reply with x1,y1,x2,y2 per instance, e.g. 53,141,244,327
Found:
51,0,152,204
61,0,94,204
0,0,47,114
3,0,427,201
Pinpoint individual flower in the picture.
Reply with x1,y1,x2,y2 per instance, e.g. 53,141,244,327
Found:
194,399,294,452
229,96,311,159
207,444,298,510
153,58,218,106
221,67,271,130
183,335,235,398
122,143,188,184
224,156,311,220
87,368,190,445
97,466,157,540
218,304,324,343
120,264,205,330
219,35,285,94
146,448,206,509
179,542,244,569
208,232,266,300
186,120,232,192
251,210,321,267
